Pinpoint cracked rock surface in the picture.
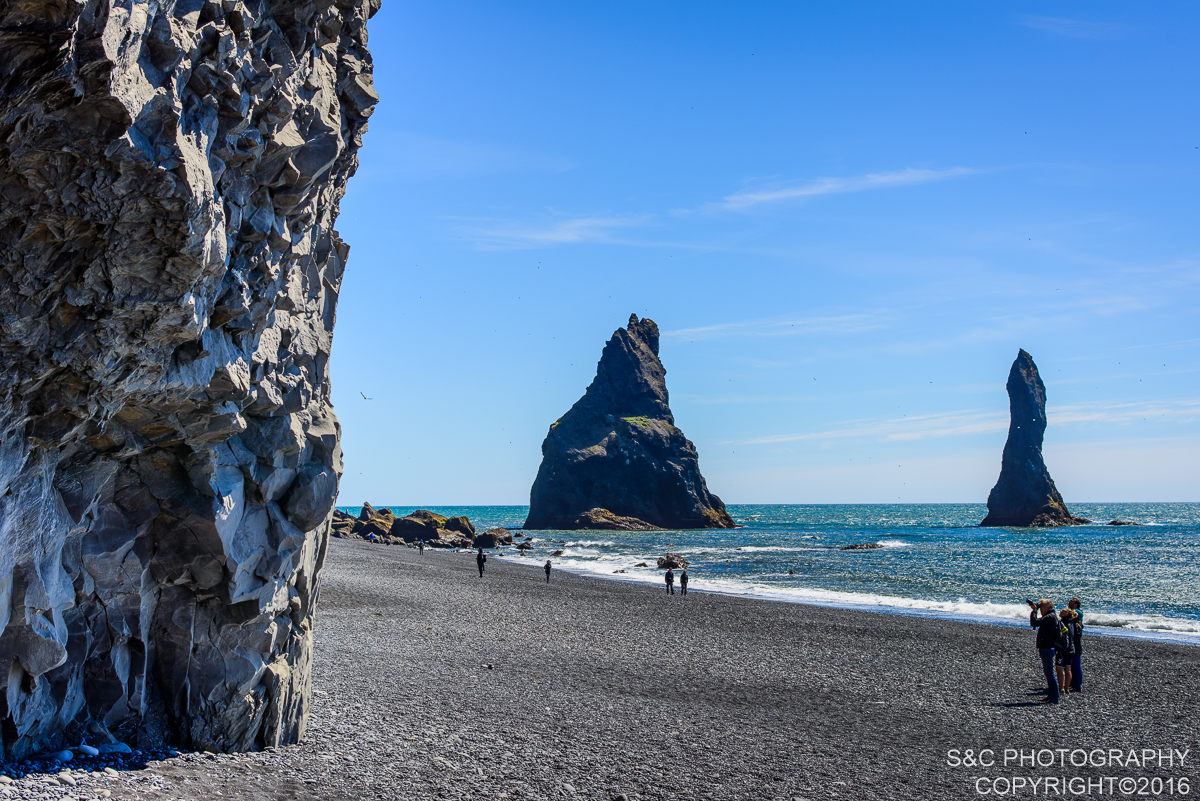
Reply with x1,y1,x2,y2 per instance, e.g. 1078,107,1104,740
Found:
525,314,735,531
981,350,1089,528
0,0,377,758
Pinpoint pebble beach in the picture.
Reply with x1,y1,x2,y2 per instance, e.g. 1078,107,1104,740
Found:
10,539,1198,801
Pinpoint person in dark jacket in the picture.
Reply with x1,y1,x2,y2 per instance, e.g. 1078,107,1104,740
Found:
679,569,689,596
665,568,675,595
1028,599,1060,703
476,548,487,578
544,560,551,583
1067,598,1084,691
1055,609,1077,695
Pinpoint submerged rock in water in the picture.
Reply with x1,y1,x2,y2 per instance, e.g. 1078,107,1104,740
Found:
524,314,735,531
840,543,884,551
0,0,377,758
980,350,1090,528
656,553,689,569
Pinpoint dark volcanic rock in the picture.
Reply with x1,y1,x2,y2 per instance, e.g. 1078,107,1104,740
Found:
840,543,884,551
572,507,664,531
331,508,478,548
524,315,735,531
0,0,377,759
1107,520,1137,526
474,528,514,548
656,553,689,569
980,350,1090,528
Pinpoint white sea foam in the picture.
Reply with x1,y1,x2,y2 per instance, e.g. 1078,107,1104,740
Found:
876,539,911,548
499,553,1200,644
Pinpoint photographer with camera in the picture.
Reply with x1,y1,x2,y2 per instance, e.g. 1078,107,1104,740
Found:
1028,598,1061,704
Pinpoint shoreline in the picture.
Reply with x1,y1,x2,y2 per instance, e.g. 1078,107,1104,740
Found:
495,550,1200,647
90,539,1200,801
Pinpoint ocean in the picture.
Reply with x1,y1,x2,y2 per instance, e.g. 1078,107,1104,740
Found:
335,503,1200,644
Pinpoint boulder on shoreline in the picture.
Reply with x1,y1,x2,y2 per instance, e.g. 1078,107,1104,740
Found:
980,350,1091,528
332,507,477,548
657,553,689,569
474,528,515,548
524,314,736,531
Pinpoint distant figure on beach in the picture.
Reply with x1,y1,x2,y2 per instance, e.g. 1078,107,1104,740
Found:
418,540,425,554
679,569,689,596
1067,597,1084,691
544,560,552,583
1028,599,1060,703
665,567,675,595
476,548,487,578
1055,608,1077,694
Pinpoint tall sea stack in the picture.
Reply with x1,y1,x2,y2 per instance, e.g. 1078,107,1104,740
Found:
980,350,1089,527
0,0,377,757
525,315,735,531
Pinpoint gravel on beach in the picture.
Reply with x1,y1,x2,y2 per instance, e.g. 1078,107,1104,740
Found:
13,539,1198,801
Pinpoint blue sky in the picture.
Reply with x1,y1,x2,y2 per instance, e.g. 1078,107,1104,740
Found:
330,1,1199,505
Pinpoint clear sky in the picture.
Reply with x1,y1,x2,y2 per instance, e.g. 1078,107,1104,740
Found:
330,1,1199,505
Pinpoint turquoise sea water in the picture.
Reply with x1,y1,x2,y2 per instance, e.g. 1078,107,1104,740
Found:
336,503,1200,644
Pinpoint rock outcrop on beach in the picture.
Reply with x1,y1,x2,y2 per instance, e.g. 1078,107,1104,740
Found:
980,350,1090,528
474,527,515,549
524,315,735,531
0,0,377,758
330,507,482,549
656,554,689,570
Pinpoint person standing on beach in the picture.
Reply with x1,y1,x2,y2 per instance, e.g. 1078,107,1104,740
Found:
418,540,425,555
679,569,689,596
665,568,675,595
476,547,487,578
544,560,551,583
1028,599,1060,703
1068,597,1084,692
1055,608,1076,695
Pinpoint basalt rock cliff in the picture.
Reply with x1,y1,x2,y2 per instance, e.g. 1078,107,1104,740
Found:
524,315,735,531
980,350,1089,528
0,0,377,758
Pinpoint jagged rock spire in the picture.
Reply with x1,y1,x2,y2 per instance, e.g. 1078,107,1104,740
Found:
980,350,1089,527
524,315,735,530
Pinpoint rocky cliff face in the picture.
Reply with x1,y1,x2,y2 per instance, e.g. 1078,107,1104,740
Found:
525,315,735,531
980,350,1089,528
0,0,377,758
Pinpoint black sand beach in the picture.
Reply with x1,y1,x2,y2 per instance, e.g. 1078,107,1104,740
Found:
73,540,1200,800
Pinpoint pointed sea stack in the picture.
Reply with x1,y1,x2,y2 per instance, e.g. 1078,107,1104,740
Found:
524,315,735,530
980,350,1090,527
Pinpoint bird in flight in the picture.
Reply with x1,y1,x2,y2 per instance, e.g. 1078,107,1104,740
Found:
360,392,373,400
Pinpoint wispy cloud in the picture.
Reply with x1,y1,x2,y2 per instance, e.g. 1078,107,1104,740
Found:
1016,16,1129,40
1051,400,1200,426
464,215,648,249
741,410,1008,445
665,314,884,341
455,165,983,248
719,167,978,211
737,401,1200,446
